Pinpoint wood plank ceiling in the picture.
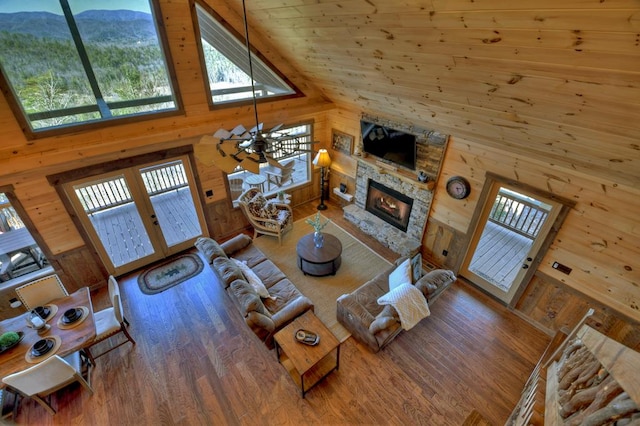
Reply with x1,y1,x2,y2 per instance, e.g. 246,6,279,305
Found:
226,0,640,186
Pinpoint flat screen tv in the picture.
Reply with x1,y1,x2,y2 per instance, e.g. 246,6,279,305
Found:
360,120,417,170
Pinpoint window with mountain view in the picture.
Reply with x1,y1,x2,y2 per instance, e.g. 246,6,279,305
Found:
0,0,180,137
194,2,298,105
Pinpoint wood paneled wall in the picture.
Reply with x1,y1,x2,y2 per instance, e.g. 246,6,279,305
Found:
425,136,640,325
245,0,640,188
0,0,333,292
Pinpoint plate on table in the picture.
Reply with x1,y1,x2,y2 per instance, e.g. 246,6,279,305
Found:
0,331,24,353
31,338,55,357
62,308,82,324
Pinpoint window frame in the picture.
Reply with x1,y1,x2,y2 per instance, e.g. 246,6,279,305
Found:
0,185,54,289
0,0,184,140
190,0,302,110
226,121,314,203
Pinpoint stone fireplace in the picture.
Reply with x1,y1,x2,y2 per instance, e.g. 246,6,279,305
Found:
344,160,432,257
365,180,413,232
341,115,448,257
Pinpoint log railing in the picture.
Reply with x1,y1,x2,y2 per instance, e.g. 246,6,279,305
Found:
507,322,640,426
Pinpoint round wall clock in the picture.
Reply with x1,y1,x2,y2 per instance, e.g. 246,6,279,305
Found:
446,176,471,199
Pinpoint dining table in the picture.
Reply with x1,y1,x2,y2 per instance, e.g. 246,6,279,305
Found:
0,228,36,255
0,287,96,385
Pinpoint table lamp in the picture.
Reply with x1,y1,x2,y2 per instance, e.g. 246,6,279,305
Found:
312,149,332,210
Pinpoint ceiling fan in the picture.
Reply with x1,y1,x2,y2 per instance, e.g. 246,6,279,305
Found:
195,0,315,175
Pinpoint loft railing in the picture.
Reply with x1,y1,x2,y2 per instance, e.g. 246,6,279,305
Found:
488,190,549,239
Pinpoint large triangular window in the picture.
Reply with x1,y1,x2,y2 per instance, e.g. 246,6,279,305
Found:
194,2,299,105
0,0,180,138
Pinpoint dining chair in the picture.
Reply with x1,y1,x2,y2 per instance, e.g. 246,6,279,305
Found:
15,274,69,311
2,352,93,416
83,275,135,364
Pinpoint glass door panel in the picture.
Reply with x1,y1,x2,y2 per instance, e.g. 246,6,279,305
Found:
65,156,207,275
69,172,162,274
460,183,560,304
138,160,203,248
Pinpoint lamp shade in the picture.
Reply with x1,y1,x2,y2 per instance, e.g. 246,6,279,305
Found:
313,149,332,168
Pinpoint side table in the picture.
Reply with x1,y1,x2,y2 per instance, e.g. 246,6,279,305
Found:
274,311,340,398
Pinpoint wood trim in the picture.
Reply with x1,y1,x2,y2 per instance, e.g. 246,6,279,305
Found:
47,145,194,185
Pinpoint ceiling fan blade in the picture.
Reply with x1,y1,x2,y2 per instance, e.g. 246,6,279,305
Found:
213,128,232,139
230,124,246,136
249,123,263,134
268,123,283,133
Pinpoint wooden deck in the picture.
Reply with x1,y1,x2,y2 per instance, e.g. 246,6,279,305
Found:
88,187,201,267
468,221,533,292
230,153,310,195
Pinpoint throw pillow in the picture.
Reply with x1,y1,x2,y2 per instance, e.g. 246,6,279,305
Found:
232,258,271,299
388,258,412,291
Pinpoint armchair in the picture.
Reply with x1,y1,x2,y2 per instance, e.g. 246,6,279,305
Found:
237,188,293,245
265,157,295,190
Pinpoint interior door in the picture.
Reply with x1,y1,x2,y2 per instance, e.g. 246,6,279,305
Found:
460,179,564,305
64,156,207,275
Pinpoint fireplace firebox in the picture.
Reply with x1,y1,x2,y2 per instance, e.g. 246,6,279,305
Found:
365,180,413,232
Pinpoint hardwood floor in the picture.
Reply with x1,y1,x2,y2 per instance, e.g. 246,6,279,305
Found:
10,200,550,425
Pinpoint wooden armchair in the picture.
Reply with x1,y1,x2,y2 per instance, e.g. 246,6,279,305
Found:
265,158,295,190
237,188,293,245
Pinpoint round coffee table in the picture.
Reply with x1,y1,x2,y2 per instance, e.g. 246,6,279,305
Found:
296,233,342,277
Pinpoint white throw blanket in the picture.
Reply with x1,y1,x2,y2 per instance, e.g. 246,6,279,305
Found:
377,283,430,330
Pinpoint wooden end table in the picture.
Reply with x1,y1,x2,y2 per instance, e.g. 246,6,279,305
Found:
296,233,342,277
274,311,340,398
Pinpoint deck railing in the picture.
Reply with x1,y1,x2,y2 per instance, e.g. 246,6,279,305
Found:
488,190,549,238
76,162,189,214
141,162,188,196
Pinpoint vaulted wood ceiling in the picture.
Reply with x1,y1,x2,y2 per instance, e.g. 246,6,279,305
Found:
229,0,639,186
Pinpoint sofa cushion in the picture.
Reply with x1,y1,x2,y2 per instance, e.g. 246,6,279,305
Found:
250,259,287,289
388,258,412,290
229,279,266,316
213,257,245,289
263,278,302,314
232,258,270,299
351,275,389,318
231,243,268,269
416,269,456,301
194,237,226,264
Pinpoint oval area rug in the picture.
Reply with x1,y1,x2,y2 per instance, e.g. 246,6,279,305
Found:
137,253,204,295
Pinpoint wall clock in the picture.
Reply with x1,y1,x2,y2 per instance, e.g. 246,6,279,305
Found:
446,176,471,199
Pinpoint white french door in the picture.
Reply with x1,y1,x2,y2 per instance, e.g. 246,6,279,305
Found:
460,179,565,305
64,156,207,275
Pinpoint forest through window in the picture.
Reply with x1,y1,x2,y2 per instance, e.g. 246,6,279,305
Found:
0,0,179,135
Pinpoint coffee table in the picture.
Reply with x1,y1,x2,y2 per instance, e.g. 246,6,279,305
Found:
296,233,342,277
274,311,340,398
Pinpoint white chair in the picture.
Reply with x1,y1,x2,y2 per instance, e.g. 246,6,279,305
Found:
2,353,92,416
15,274,69,311
83,276,135,364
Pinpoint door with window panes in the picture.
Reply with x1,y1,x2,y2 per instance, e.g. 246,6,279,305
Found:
64,156,207,275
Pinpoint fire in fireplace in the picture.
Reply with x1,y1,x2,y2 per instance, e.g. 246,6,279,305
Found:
365,180,413,232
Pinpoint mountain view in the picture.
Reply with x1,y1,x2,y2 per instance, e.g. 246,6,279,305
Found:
0,9,173,129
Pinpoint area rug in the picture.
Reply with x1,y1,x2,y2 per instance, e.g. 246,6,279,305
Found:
138,253,204,295
253,215,392,342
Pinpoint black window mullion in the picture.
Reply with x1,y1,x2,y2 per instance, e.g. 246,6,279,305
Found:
59,0,111,118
